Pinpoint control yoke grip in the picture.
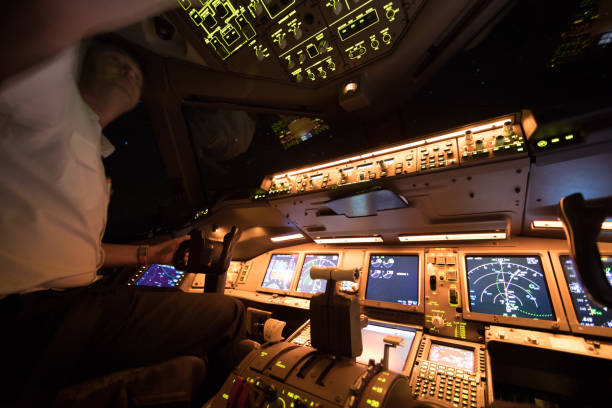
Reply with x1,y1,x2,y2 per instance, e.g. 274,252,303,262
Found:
559,193,612,308
172,226,241,275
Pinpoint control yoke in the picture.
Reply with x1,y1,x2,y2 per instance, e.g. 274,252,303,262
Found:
559,193,612,308
173,226,241,293
308,266,362,358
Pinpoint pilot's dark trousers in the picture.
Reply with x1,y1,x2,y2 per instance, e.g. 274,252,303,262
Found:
0,277,246,405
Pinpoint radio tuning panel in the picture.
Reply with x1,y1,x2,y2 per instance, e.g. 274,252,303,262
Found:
176,0,423,86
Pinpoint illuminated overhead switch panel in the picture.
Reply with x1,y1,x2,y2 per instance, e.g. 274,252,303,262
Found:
279,28,344,84
333,0,415,69
180,0,259,61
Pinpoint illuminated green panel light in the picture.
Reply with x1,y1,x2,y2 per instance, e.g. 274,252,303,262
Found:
338,8,379,41
222,394,229,400
306,44,319,58
221,25,240,46
565,134,574,140
189,8,204,26
551,137,560,143
537,140,548,148
181,1,256,61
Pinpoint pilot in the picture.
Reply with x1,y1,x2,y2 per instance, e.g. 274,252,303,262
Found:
0,1,245,405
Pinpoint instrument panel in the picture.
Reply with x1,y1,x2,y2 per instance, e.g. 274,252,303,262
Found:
204,239,612,342
200,240,612,407
175,0,424,86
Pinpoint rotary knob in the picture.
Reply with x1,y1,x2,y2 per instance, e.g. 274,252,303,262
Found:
287,59,295,69
432,315,445,329
318,39,328,54
254,2,263,15
278,36,287,49
295,73,303,83
333,1,343,15
293,27,303,40
299,53,306,63
255,48,265,62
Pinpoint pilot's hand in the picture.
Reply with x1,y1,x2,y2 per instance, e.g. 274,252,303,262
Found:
150,235,190,265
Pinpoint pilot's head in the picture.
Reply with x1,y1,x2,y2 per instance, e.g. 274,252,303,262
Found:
79,38,143,127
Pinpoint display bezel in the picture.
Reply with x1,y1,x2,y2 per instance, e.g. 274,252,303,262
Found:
360,249,424,314
459,249,569,331
550,251,612,338
291,252,343,298
258,252,302,295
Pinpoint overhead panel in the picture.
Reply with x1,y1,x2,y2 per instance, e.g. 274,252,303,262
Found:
174,0,422,87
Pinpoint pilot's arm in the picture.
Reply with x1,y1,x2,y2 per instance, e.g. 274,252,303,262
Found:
102,236,190,267
0,0,176,83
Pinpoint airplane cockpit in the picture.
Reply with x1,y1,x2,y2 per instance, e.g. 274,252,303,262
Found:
11,0,612,407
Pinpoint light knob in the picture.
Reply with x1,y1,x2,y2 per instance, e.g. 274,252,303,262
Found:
254,3,263,15
432,316,445,329
318,39,328,54
255,48,265,62
278,36,287,49
299,53,306,63
294,27,303,40
333,1,343,15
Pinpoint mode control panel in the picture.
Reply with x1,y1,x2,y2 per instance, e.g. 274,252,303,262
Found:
262,116,525,199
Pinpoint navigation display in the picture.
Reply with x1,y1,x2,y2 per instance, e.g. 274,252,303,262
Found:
365,255,419,305
466,255,555,320
261,254,299,291
560,256,612,328
357,323,417,372
136,264,184,288
296,254,339,294
428,344,474,372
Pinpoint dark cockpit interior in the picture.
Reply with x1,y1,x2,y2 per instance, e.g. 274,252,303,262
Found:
4,0,612,407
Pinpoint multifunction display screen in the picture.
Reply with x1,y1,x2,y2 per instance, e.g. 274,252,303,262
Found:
466,255,555,320
560,255,612,328
136,264,184,287
365,255,419,305
296,254,339,294
428,344,474,372
357,323,417,372
261,254,299,291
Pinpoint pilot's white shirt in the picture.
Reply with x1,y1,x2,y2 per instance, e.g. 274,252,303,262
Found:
0,47,108,296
